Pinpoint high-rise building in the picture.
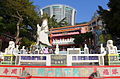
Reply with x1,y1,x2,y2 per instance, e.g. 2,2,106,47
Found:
40,4,76,26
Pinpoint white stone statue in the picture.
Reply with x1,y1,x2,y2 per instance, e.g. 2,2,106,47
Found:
5,41,15,54
100,44,105,53
20,46,27,54
106,40,117,54
35,48,39,54
43,47,49,54
55,44,59,54
84,44,89,54
13,45,19,54
37,19,51,46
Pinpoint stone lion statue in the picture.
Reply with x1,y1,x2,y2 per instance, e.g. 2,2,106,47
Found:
5,41,15,54
106,40,117,54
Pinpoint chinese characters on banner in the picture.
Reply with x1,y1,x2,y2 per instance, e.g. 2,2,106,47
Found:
25,68,94,77
0,67,22,76
97,67,120,76
1,66,120,78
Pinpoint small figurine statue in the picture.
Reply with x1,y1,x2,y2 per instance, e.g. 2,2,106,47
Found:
100,44,105,53
13,45,19,54
43,47,49,54
34,48,39,54
84,44,89,54
20,46,27,54
55,44,59,54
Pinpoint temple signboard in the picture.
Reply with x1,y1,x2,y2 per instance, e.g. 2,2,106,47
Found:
51,55,67,66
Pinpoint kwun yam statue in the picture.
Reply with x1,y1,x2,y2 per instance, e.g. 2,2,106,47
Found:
37,19,51,46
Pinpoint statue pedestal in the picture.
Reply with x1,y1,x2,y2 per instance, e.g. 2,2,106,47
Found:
2,54,15,65
105,54,120,65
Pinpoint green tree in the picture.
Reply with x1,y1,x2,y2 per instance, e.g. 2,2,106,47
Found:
99,34,112,44
0,17,4,32
99,34,106,43
0,0,38,45
98,0,120,39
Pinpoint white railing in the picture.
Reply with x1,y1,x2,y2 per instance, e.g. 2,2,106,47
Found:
117,50,120,54
13,51,106,66
67,52,106,66
15,54,51,66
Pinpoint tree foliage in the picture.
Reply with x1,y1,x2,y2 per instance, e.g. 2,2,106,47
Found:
97,0,120,38
99,34,112,44
0,0,38,47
